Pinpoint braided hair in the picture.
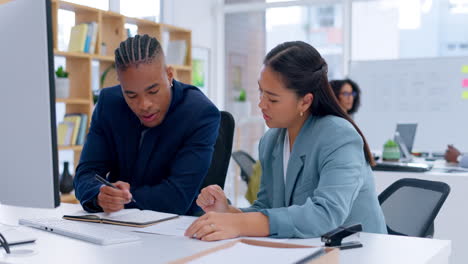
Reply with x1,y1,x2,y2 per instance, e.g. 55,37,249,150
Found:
115,34,163,71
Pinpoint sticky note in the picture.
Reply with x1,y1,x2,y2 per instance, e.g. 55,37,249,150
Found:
464,79,468,87
463,65,468,74
463,91,468,100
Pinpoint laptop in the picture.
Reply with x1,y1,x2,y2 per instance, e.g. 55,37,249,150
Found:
374,123,431,172
19,218,140,245
373,161,432,172
395,123,417,153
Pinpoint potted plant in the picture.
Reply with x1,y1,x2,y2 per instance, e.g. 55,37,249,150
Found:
382,139,400,161
237,89,247,102
231,88,251,121
55,66,70,99
94,63,115,104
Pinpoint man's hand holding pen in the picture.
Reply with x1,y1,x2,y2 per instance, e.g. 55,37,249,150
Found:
97,180,133,213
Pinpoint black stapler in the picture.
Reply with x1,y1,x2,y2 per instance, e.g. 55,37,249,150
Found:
321,223,363,250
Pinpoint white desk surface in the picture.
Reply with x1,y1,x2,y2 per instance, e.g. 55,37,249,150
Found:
374,160,468,264
0,203,451,264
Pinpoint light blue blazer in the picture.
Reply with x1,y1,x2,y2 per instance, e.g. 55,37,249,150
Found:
241,115,387,238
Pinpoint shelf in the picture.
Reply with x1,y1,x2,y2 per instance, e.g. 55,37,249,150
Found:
54,50,91,59
94,55,115,62
55,50,115,62
58,1,99,13
126,17,159,27
60,193,79,204
56,98,91,104
160,23,191,33
171,65,192,71
58,145,83,151
101,10,124,19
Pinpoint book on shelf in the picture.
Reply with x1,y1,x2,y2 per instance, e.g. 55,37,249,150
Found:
57,113,88,146
68,22,98,54
68,23,88,53
85,22,98,54
63,114,81,145
63,209,179,228
75,114,88,145
57,121,74,146
166,40,187,65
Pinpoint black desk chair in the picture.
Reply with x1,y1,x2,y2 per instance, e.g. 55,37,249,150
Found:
200,111,235,190
378,178,450,238
231,150,256,184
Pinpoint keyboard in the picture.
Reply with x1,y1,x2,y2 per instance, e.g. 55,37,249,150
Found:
372,162,432,172
18,218,141,245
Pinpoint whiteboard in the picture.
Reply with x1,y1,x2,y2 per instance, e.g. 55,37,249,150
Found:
349,57,468,152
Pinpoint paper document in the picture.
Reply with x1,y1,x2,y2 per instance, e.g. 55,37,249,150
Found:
187,242,322,264
0,225,36,245
133,216,197,236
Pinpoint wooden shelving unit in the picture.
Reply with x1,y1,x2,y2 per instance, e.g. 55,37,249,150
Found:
58,145,83,151
51,0,192,169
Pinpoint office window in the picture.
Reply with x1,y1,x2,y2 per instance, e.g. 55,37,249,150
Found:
225,0,260,3
266,4,343,79
57,9,75,52
225,0,299,3
225,3,344,118
224,1,344,156
352,0,468,60
120,0,161,21
225,11,265,118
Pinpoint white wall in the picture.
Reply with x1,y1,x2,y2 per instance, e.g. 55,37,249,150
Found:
163,0,224,109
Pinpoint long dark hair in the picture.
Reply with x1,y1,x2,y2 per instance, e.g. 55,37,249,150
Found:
264,41,375,166
330,79,361,115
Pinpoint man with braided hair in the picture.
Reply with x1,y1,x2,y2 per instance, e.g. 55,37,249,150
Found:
74,34,220,215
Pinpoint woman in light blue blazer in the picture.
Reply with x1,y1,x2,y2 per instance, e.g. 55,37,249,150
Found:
185,41,387,241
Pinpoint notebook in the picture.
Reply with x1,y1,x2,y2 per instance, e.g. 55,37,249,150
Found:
63,209,178,228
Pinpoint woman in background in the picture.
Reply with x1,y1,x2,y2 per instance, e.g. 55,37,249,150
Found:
184,41,387,241
330,79,361,116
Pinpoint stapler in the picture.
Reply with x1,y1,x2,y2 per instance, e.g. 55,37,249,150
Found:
321,223,363,250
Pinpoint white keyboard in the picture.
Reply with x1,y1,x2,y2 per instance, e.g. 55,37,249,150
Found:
18,218,141,245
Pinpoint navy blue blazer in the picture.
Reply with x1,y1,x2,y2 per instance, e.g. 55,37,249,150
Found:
74,80,220,215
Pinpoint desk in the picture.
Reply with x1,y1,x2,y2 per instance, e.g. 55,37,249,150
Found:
374,161,468,264
0,203,450,264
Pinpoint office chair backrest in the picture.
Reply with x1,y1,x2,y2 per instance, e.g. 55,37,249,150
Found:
378,178,450,238
201,111,235,189
231,150,256,183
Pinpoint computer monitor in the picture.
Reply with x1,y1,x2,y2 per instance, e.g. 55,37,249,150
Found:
0,0,60,208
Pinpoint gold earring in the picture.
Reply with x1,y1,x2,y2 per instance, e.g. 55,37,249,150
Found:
300,112,303,117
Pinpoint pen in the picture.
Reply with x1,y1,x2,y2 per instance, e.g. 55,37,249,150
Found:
95,174,140,206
